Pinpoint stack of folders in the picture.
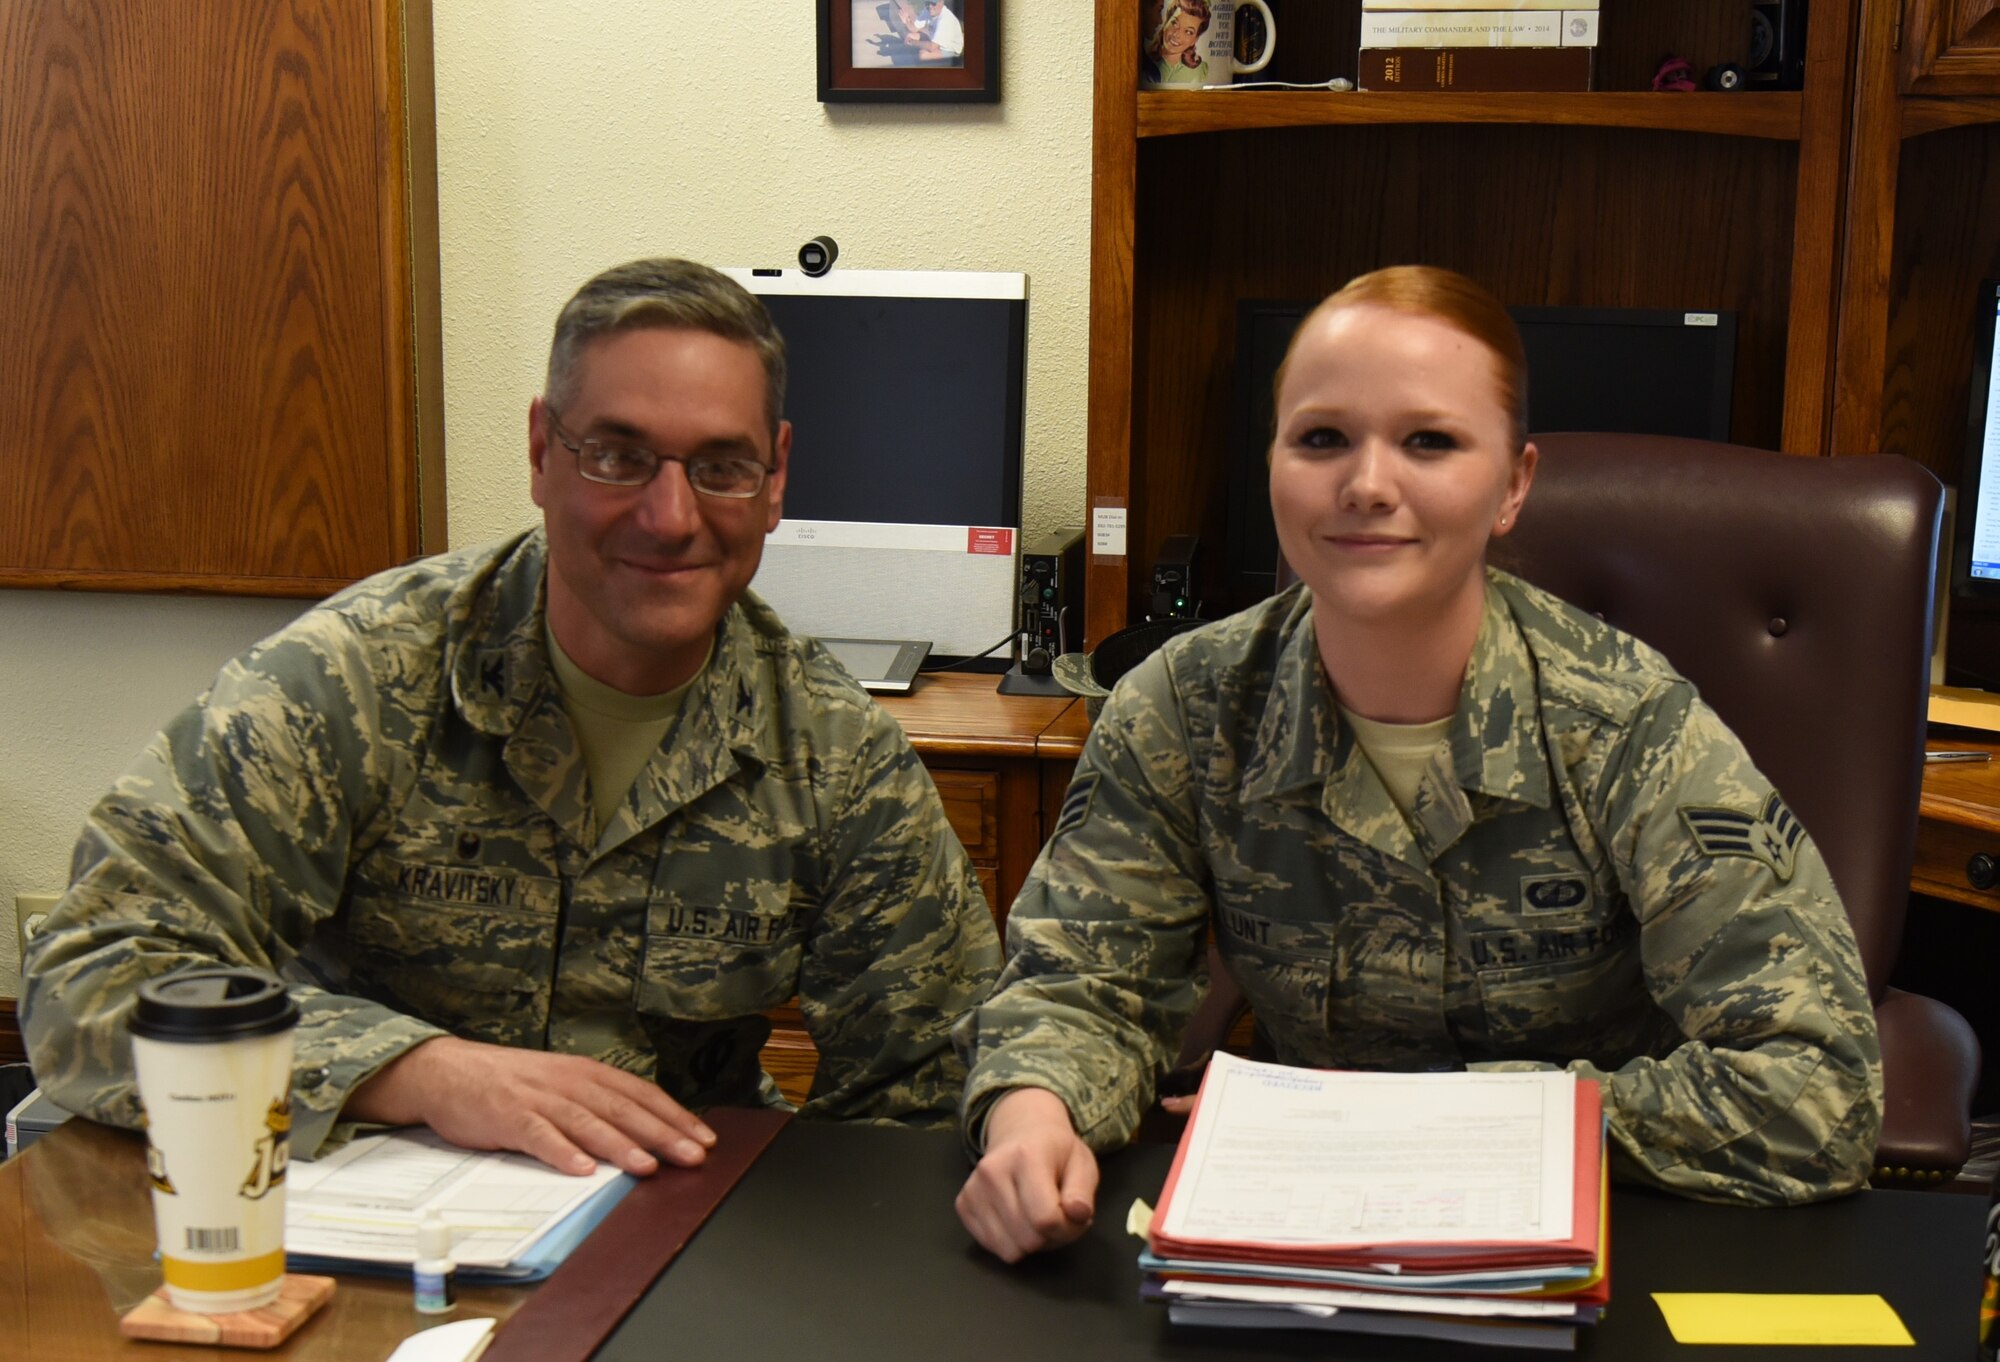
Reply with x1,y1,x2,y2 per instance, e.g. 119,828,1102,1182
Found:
1135,1052,1609,1352
1358,0,1600,92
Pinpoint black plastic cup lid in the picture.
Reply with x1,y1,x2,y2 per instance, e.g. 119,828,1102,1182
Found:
128,968,299,1042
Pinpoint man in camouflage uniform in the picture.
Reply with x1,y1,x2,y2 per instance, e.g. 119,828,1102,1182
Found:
956,571,1881,1253
24,259,999,1172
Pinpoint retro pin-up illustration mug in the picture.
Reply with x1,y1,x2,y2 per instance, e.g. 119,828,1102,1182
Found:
1140,0,1276,90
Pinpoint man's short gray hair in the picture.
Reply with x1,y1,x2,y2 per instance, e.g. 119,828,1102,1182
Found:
544,258,787,438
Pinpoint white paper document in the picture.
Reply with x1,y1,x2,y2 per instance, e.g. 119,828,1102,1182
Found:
285,1128,621,1268
1158,1054,1575,1247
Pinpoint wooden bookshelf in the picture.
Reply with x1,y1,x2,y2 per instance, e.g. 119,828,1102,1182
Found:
1139,90,1806,141
1088,2,1859,641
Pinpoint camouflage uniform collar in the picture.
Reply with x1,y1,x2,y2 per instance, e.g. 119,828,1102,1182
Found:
1241,591,1342,804
450,529,553,735
447,528,763,759
1239,577,1551,814
1445,573,1554,811
448,530,771,855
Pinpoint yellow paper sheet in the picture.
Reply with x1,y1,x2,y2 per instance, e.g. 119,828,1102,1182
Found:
1651,1293,1914,1346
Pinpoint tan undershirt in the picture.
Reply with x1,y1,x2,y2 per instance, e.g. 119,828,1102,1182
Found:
1339,707,1455,821
546,625,710,840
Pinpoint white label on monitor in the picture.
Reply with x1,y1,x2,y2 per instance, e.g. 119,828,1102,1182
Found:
767,520,1011,552
1093,506,1128,557
1683,312,1720,327
1971,315,2000,583
754,520,1017,656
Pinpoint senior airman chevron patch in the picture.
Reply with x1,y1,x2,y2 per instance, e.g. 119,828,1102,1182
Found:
1679,790,1804,884
1053,772,1101,838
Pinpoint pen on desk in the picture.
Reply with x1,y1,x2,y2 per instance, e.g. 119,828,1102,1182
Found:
1924,750,1993,764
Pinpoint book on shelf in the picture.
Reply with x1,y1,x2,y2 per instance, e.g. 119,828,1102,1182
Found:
1134,1053,1609,1351
1359,46,1594,92
1360,10,1600,48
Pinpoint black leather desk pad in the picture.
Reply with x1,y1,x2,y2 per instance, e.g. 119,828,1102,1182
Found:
597,1121,1986,1361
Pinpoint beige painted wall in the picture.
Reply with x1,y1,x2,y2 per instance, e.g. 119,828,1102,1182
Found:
0,4,1094,998
433,1,1092,546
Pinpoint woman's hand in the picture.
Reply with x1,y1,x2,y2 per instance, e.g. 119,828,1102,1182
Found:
955,1087,1099,1262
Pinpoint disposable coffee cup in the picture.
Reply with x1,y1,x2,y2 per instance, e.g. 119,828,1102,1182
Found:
129,968,300,1314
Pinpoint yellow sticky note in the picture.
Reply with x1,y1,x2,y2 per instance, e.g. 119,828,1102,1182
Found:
1651,1293,1914,1346
1125,1199,1154,1239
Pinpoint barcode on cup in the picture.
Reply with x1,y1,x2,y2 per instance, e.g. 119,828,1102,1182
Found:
185,1226,240,1252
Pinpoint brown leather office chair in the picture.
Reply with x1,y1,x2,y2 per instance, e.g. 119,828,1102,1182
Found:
1170,433,1980,1184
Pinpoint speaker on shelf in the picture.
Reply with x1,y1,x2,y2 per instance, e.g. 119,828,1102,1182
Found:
1149,534,1202,621
1747,0,1807,91
998,528,1084,696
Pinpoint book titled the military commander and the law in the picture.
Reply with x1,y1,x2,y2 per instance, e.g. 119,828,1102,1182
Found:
1359,0,1599,93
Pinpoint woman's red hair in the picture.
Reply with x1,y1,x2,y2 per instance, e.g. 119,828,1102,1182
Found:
1275,265,1529,451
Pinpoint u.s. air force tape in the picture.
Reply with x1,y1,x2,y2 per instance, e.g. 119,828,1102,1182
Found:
1679,790,1803,883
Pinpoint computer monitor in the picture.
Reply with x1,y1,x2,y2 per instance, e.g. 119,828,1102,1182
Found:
1950,279,2000,604
725,268,1028,662
1225,299,1740,610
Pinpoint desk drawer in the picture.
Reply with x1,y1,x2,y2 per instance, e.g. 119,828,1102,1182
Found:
1912,814,2000,912
929,769,1000,861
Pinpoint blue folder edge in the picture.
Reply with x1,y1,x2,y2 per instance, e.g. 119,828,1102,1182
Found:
286,1170,639,1284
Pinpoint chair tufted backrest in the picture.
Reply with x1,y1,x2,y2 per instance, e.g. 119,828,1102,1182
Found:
1486,433,1943,996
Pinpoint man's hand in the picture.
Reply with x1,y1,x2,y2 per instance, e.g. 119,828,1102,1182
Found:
956,1087,1098,1262
345,1036,716,1176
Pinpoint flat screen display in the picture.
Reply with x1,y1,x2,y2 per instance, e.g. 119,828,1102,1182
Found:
1953,280,2000,599
728,269,1027,529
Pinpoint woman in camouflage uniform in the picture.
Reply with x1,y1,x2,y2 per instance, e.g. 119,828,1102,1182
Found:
955,266,1881,1263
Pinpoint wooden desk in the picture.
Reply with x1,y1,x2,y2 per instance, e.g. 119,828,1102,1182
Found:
13,1118,1984,1362
0,1120,534,1362
1916,734,2000,911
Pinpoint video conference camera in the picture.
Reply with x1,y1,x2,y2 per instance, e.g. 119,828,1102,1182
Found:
798,235,839,277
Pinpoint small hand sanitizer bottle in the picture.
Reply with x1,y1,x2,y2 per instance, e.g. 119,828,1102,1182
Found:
414,1214,457,1314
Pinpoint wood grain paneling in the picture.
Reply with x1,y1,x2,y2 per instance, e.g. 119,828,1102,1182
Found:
1087,0,1139,649
1139,93,1804,141
1904,94,2000,134
930,769,1000,860
1906,0,2000,94
1916,737,2000,910
1779,0,1860,455
1832,0,1911,458
0,0,440,595
1879,123,2000,481
3,1121,527,1359
880,674,1067,756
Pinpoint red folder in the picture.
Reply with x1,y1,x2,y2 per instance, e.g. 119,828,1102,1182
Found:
1149,1073,1604,1274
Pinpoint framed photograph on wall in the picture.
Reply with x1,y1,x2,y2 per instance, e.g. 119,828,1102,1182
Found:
818,0,999,103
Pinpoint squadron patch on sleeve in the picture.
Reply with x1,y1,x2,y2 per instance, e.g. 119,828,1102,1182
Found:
1053,771,1101,839
1679,790,1804,883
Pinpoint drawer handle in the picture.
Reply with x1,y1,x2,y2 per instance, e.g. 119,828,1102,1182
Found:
1967,853,2000,891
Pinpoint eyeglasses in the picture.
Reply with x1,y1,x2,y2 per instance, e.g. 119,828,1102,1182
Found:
544,409,773,498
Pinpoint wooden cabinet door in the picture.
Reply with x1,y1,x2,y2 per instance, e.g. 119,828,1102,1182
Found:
1903,0,2000,92
0,0,444,596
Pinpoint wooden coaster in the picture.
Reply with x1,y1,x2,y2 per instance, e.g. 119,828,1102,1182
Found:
120,1273,336,1348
